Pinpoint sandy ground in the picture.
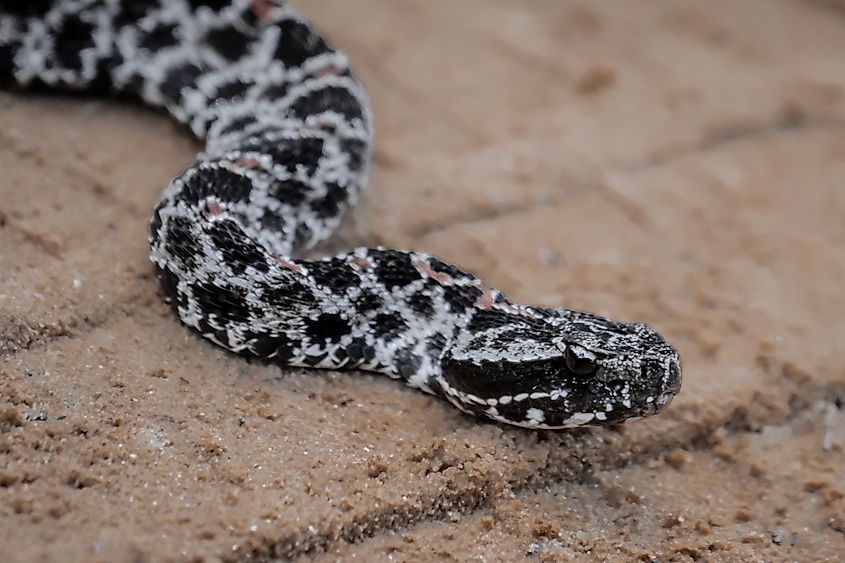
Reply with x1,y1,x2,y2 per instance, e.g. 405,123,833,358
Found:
2,0,845,561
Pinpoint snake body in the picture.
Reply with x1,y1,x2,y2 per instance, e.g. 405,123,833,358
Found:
0,0,681,429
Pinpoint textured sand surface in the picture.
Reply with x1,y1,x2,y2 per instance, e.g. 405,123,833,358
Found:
2,0,845,561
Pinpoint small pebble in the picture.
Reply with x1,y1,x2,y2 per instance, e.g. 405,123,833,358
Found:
770,528,785,545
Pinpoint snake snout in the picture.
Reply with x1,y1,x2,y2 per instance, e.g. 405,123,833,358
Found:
644,352,682,414
666,354,682,394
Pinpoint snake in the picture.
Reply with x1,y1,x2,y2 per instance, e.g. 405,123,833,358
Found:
0,0,682,429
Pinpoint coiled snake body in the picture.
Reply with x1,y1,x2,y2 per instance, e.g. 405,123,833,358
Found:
0,0,681,429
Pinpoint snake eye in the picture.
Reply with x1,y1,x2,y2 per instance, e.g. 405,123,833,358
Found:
565,344,598,375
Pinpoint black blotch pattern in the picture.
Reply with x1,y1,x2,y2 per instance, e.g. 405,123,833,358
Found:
160,62,204,105
308,258,359,291
340,138,367,172
259,209,287,233
346,337,375,364
3,0,54,17
219,115,256,136
406,292,435,318
428,257,467,279
395,347,422,378
241,137,324,175
206,219,269,274
124,71,145,94
52,15,95,70
467,309,523,333
261,82,290,101
304,313,349,344
237,4,259,28
259,275,313,310
139,23,178,51
272,19,332,68
310,182,347,219
215,79,251,101
181,167,252,205
163,215,202,269
204,25,253,61
113,0,161,28
287,137,325,174
191,279,255,325
247,331,296,362
370,313,406,342
270,179,311,207
185,0,230,11
442,285,482,315
0,42,15,85
353,289,383,314
368,250,421,290
287,86,364,122
88,54,120,92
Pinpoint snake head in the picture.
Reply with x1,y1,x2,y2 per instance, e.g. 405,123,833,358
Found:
438,310,682,429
